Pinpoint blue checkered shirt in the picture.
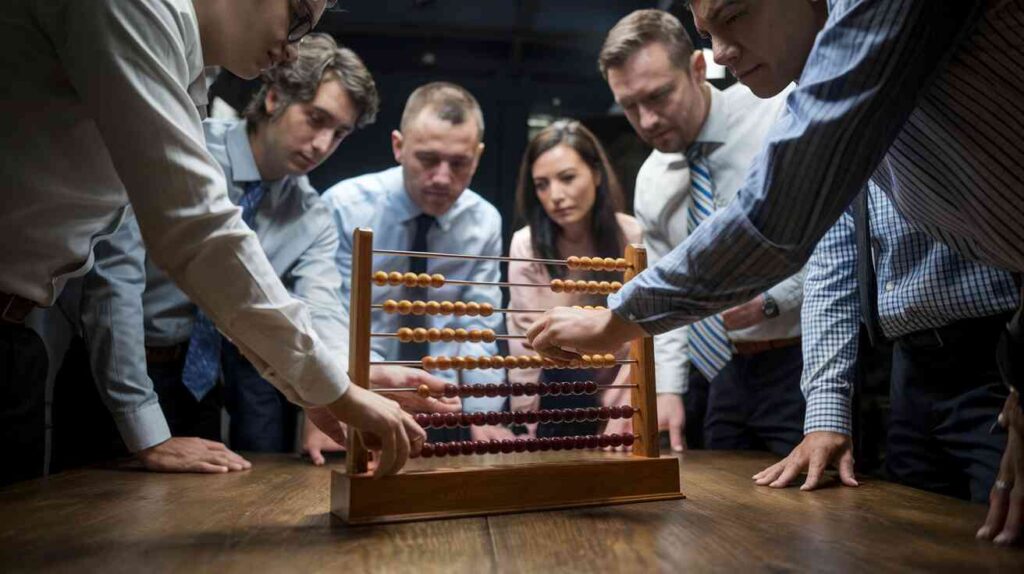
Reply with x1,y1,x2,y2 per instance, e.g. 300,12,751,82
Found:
801,183,1019,435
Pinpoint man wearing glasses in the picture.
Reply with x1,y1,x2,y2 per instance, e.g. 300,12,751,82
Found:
0,1,424,484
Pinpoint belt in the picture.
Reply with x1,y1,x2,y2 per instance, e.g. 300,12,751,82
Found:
145,343,188,364
0,291,37,324
897,313,1014,350
733,336,801,357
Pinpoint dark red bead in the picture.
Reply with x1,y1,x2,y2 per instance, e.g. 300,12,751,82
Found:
598,435,611,448
573,436,587,449
574,408,588,422
500,439,515,454
485,384,499,397
499,411,513,425
444,413,460,428
526,438,539,452
474,440,489,455
461,441,476,455
584,381,598,394
512,410,527,424
514,438,527,452
622,433,635,446
608,433,623,447
444,384,459,398
471,385,487,398
429,413,444,427
488,440,501,454
434,443,448,457
538,409,552,423
609,406,623,420
561,409,575,423
511,383,524,396
459,413,473,427
485,411,500,425
587,407,600,421
445,442,461,456
459,386,474,398
560,382,575,394
414,413,430,428
498,383,511,396
524,383,539,396
471,412,486,426
538,382,551,396
421,443,435,458
598,407,611,420
525,410,539,424
550,437,563,451
538,437,551,451
620,405,635,418
573,381,587,394
586,435,600,449
550,409,564,423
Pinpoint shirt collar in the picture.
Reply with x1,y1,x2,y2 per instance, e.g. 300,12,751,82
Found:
693,83,727,149
386,166,463,232
226,120,263,184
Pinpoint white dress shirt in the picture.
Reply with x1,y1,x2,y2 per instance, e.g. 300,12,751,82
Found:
634,83,804,394
0,0,348,406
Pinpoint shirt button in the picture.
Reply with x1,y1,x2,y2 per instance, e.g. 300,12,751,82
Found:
884,281,895,292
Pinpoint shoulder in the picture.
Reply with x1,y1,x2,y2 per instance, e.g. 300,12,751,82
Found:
637,150,683,188
614,213,643,243
509,226,534,257
454,188,502,227
321,167,394,212
724,82,790,126
201,118,234,146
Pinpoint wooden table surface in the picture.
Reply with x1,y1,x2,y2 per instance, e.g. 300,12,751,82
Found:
0,450,1021,573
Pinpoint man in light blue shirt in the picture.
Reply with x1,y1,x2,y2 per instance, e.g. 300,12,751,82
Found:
322,82,506,444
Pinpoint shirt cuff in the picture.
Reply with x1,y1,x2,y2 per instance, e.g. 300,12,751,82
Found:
112,402,172,452
803,388,853,436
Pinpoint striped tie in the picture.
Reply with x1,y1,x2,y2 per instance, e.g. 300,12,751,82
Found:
685,145,733,381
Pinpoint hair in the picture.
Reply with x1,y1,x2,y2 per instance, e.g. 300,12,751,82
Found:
515,119,626,283
598,9,696,79
399,82,485,142
243,33,379,131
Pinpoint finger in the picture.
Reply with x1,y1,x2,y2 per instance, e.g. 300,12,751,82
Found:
838,450,858,487
207,452,247,472
216,447,253,469
770,460,803,488
801,450,827,491
199,438,230,451
525,315,548,341
191,461,230,473
668,423,684,453
390,415,412,476
308,446,326,466
411,370,453,395
977,452,1014,540
754,462,786,484
994,484,1022,545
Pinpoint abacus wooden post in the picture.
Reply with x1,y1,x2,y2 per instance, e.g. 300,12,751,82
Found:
624,244,660,459
345,228,373,475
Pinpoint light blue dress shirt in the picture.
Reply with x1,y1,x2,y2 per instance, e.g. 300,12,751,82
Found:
802,183,1020,435
610,0,1024,332
322,166,506,412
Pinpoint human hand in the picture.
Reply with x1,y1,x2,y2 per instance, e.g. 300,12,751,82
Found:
753,431,857,490
369,365,462,414
470,424,518,442
526,307,646,361
657,393,686,452
302,415,345,466
977,390,1024,545
604,416,634,451
136,437,252,473
721,294,766,331
326,384,425,477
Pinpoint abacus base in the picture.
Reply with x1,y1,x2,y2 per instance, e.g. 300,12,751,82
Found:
331,452,684,525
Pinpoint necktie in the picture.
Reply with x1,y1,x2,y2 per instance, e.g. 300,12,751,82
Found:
853,189,883,347
181,181,266,400
398,213,436,361
685,145,733,382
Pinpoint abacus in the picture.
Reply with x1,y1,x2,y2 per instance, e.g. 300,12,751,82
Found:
331,228,683,524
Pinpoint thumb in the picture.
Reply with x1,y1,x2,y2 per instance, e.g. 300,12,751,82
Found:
838,449,859,486
309,445,326,466
668,422,685,452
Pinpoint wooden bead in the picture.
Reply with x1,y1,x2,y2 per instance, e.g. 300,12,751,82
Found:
467,329,482,343
604,353,617,367
373,271,389,285
412,328,428,343
610,281,623,292
520,355,536,369
466,302,481,316
427,328,442,342
588,281,602,294
451,356,466,369
563,280,576,293
490,355,505,369
579,256,593,270
440,301,454,315
421,358,437,371
580,354,593,368
436,356,452,370
615,258,629,272
503,356,518,369
603,257,618,271
417,273,432,288
481,329,496,343
550,279,564,293
479,303,494,317
589,257,605,271
453,302,467,316
440,328,456,342
416,383,432,398
397,300,413,315
463,356,479,370
382,299,399,313
478,356,492,369
430,273,445,288
454,328,468,342
403,272,419,287
590,354,606,368
411,300,427,315
599,281,612,294
397,327,414,342
566,256,581,269
530,355,544,368
425,301,441,315
388,271,404,285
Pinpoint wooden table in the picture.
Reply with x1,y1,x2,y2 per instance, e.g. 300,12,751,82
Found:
0,451,1020,572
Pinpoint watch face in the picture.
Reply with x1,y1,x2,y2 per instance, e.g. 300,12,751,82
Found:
763,296,779,318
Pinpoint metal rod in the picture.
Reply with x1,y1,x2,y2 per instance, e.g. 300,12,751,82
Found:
369,360,639,367
374,248,570,267
369,384,639,393
371,305,605,314
371,332,527,340
444,278,556,288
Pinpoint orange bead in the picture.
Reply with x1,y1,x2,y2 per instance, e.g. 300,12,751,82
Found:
440,301,454,315
388,271,404,285
425,301,441,315
478,356,492,369
417,273,432,288
590,354,606,368
417,383,432,397
610,281,623,292
403,272,419,287
481,329,496,343
580,354,593,368
467,329,482,343
503,356,518,369
427,328,442,342
453,302,468,316
480,303,494,317
604,353,617,367
466,302,481,316
454,328,468,342
530,355,544,368
421,358,437,371
430,273,446,288
412,328,428,343
411,300,427,315
382,299,399,313
440,328,456,342
566,256,581,269
550,279,564,293
490,355,505,369
615,258,629,272
397,327,414,342
599,281,612,295
579,256,593,270
397,300,413,315
436,356,452,370
563,280,576,293
589,281,602,294
373,271,389,285
463,356,479,370
604,257,618,271
520,355,535,369
590,258,605,271
451,356,466,369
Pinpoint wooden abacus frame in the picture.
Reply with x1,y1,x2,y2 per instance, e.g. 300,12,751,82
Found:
331,228,683,524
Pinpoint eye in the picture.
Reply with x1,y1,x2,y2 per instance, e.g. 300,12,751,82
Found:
534,180,548,192
559,173,575,184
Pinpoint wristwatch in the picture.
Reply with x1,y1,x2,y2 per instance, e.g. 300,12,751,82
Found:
761,293,780,319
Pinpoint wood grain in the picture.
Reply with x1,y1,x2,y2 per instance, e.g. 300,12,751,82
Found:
1,452,1021,573
623,243,659,458
346,228,374,475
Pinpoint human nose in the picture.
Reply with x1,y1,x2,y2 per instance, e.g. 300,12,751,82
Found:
282,43,299,63
638,105,660,132
431,162,453,186
312,129,333,155
712,36,739,68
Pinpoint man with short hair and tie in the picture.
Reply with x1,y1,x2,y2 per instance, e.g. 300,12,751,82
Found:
323,82,506,444
596,10,806,455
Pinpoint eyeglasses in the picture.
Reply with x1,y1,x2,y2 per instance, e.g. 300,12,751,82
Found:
287,0,337,43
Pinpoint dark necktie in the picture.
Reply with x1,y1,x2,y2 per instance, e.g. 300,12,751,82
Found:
398,213,436,361
853,189,883,347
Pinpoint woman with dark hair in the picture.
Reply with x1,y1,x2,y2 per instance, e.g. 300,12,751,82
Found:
507,119,642,442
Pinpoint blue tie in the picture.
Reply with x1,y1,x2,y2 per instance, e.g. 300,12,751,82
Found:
685,145,733,382
181,181,266,401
